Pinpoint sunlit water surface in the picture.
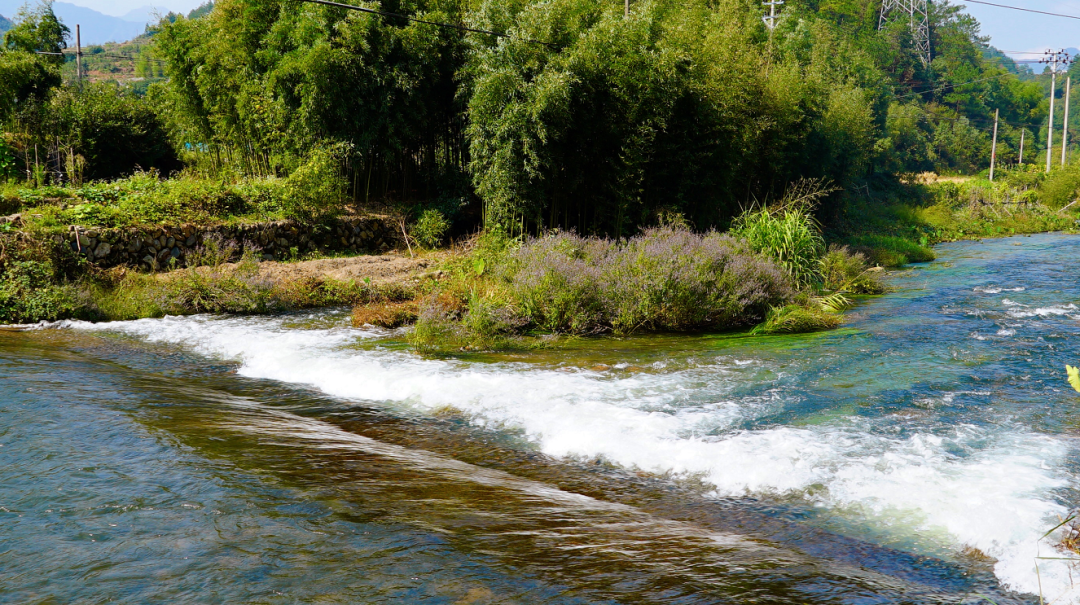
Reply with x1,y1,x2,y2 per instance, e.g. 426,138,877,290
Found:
4,233,1080,604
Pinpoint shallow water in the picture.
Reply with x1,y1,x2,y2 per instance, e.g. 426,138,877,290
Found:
4,233,1080,604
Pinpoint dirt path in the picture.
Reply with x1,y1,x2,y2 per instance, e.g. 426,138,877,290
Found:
257,253,443,284
174,251,448,286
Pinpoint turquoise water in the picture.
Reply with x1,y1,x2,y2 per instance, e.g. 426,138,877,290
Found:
3,233,1080,603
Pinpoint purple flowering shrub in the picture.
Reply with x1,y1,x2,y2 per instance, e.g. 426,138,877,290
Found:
505,226,794,334
410,226,796,349
498,234,609,333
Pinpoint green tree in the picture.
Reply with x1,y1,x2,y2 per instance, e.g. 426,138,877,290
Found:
3,1,69,65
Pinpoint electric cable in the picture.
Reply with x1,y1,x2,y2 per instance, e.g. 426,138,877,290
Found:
293,0,556,47
960,0,1080,20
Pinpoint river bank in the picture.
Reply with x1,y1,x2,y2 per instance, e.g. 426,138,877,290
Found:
3,177,1078,346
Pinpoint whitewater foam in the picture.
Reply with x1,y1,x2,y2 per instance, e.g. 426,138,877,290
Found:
72,314,1077,599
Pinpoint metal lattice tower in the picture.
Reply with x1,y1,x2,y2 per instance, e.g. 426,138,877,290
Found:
878,0,931,66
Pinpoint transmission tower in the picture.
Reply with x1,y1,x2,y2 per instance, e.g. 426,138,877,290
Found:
878,0,931,66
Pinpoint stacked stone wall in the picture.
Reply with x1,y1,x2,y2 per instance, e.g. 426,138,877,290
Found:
48,216,400,270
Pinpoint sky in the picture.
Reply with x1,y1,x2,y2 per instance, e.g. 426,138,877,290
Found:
53,0,204,20
956,0,1080,58
9,0,1080,54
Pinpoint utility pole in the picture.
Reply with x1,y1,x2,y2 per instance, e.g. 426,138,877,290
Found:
624,0,629,17
879,0,930,65
762,0,783,30
1042,49,1070,173
75,24,82,86
1019,129,1025,165
1063,76,1072,166
990,108,999,181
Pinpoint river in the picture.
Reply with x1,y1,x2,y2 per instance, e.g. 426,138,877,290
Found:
3,233,1080,604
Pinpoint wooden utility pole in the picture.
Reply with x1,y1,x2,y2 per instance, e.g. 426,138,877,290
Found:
624,0,629,17
1019,129,1025,165
990,108,999,181
1063,76,1072,166
75,24,82,86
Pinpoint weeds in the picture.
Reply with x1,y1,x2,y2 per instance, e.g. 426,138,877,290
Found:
731,205,824,287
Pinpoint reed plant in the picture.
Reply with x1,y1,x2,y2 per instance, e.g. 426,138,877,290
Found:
729,180,834,286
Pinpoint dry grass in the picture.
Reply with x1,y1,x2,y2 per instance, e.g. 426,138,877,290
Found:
351,300,419,328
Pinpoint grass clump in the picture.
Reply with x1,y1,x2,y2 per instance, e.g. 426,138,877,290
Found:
410,209,451,249
752,304,841,335
751,294,848,335
819,245,886,294
730,205,824,287
352,300,419,328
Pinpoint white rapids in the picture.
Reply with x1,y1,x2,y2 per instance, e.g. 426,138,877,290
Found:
73,313,1078,600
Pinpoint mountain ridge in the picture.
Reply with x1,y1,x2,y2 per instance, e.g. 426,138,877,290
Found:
0,1,148,44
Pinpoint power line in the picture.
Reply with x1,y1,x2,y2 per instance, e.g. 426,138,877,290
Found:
961,0,1080,20
36,50,167,64
293,0,556,47
893,71,1016,99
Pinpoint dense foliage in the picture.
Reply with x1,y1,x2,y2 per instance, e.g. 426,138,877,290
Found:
0,0,1075,237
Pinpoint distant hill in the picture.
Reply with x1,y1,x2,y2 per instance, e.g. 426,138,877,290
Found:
0,1,148,45
0,13,12,34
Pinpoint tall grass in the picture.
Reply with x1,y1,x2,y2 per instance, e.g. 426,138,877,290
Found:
729,180,834,286
730,206,824,286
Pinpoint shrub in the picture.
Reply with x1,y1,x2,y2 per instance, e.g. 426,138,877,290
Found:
1039,162,1080,209
0,259,87,322
0,136,17,182
282,145,348,221
0,234,90,323
49,83,181,181
436,226,795,339
410,209,451,249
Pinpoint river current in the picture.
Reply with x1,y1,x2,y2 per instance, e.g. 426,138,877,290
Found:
3,233,1080,603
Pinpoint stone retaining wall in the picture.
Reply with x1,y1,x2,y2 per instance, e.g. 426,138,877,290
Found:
49,216,401,270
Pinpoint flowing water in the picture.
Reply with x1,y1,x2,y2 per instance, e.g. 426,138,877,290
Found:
4,233,1080,604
